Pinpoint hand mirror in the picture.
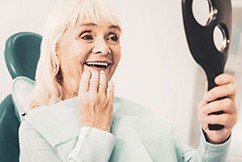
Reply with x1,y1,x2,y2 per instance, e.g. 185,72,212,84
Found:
182,0,232,130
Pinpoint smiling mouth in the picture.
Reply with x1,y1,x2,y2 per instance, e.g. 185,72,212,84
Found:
84,62,110,68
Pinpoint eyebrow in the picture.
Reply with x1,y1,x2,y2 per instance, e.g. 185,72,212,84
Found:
109,25,121,32
79,23,97,27
79,23,121,32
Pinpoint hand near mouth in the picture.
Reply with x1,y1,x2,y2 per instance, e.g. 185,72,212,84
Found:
77,70,114,132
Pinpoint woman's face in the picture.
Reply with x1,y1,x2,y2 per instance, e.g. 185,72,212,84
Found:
56,21,121,95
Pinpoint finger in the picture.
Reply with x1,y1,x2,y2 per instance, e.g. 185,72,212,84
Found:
107,81,114,99
89,71,99,92
215,74,235,86
200,98,235,115
204,114,235,128
204,81,208,94
79,71,91,94
99,70,107,94
197,97,207,111
201,121,209,130
198,113,209,130
203,83,236,102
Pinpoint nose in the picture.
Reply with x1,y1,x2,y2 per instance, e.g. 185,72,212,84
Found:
92,36,111,55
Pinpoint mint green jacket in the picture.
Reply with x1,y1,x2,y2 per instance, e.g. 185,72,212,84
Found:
19,97,230,162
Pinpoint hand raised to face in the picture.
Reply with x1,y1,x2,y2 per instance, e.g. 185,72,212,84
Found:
78,70,114,132
198,74,237,144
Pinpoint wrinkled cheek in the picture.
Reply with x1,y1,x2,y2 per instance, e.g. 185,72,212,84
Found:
114,50,121,64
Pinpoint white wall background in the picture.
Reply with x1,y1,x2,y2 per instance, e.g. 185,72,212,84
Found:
0,0,198,144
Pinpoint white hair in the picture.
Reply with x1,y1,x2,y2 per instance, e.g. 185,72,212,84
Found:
30,0,121,108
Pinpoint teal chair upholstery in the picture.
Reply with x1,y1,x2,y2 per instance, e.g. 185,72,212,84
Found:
0,32,42,162
0,95,20,162
4,32,42,80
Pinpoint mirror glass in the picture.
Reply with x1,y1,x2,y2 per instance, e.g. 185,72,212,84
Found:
192,0,210,26
213,25,228,52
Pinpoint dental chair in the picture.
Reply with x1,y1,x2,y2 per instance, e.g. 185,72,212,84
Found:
0,32,42,162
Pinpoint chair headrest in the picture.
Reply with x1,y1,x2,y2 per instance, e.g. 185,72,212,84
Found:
4,32,42,80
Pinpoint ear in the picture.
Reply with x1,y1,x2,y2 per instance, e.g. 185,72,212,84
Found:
55,41,60,58
53,42,61,79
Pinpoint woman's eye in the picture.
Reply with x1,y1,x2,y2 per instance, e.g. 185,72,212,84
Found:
107,33,119,43
80,32,93,41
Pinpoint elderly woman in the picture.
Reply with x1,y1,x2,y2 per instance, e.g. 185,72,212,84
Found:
19,0,237,161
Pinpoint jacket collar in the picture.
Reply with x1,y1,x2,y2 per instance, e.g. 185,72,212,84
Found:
24,97,156,161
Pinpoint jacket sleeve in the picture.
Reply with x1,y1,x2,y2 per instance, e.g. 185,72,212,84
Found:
19,120,115,162
178,128,231,162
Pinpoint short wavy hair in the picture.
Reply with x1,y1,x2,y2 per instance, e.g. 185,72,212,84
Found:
30,0,121,108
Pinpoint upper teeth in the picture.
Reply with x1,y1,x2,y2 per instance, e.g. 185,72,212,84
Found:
85,62,109,66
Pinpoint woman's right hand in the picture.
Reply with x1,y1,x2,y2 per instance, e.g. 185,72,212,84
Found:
78,70,114,132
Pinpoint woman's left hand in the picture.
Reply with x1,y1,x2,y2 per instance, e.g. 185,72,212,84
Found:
198,74,237,144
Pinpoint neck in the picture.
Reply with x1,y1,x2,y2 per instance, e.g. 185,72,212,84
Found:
61,78,79,100
61,88,78,100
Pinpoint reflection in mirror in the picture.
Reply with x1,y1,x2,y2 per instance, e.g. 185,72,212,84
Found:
213,25,229,52
192,0,211,26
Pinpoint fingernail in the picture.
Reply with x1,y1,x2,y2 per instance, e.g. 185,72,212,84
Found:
204,117,209,122
108,81,114,86
204,93,212,101
200,107,205,113
83,71,89,74
100,70,105,74
215,76,224,84
217,78,222,82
